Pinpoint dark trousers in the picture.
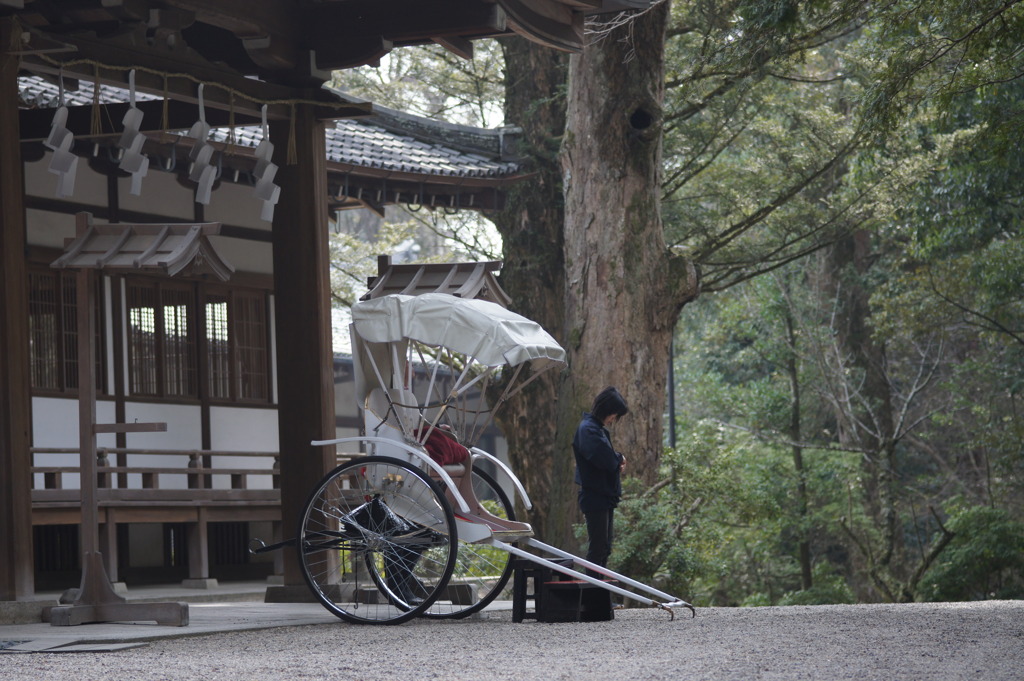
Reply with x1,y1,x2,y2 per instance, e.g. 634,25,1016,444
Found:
583,507,614,570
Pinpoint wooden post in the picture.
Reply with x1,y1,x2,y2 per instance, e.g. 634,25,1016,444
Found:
49,268,187,626
186,508,211,583
100,512,119,584
0,17,35,602
46,215,232,624
76,269,103,571
270,105,336,589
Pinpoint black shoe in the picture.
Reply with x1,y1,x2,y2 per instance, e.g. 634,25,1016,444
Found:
386,574,426,606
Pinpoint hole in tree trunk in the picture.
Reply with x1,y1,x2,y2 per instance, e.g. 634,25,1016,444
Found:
629,108,653,130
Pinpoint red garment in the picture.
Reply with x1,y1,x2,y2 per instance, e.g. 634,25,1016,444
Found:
419,428,469,465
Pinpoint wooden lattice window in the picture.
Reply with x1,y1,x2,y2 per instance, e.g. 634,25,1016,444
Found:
234,291,270,401
127,280,197,398
28,268,104,393
206,293,231,399
204,289,270,402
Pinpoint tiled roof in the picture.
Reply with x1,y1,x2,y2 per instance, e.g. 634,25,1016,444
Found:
18,75,520,180
18,75,161,108
212,119,518,179
362,255,512,307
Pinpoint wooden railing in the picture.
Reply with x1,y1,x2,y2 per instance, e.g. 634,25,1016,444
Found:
29,447,291,585
30,447,281,508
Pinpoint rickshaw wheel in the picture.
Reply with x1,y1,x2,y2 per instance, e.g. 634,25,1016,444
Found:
423,467,517,619
297,455,457,624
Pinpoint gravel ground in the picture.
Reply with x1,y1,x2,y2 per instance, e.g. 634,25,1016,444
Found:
2,601,1022,681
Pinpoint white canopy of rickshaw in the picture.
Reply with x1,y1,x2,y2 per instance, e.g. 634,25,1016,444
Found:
351,292,566,369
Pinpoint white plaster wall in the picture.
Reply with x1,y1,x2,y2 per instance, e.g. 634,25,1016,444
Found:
209,406,277,452
31,396,117,490
25,152,107,214
116,167,195,220
93,399,202,489
209,406,279,490
207,182,274,275
334,378,359,429
335,425,361,440
120,402,203,490
204,179,267,226
25,207,77,249
122,402,202,448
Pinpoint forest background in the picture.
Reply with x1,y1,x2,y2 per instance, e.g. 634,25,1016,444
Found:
329,0,1024,607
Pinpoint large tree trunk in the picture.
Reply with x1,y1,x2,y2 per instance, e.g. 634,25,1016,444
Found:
784,305,813,591
492,38,572,544
823,230,901,598
558,4,698,518
495,6,699,549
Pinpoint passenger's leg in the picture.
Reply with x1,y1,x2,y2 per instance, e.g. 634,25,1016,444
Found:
451,463,532,535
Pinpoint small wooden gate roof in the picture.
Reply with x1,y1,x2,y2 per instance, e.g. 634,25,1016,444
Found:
363,254,512,307
51,212,234,281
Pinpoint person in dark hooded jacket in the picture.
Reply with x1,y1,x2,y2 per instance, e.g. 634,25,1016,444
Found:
573,386,629,569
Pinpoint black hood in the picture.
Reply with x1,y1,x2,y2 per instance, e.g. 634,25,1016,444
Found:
592,386,628,422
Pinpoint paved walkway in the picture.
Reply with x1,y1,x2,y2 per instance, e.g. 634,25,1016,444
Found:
0,581,513,652
0,581,335,651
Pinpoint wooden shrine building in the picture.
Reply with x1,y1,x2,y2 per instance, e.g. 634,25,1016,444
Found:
0,0,649,615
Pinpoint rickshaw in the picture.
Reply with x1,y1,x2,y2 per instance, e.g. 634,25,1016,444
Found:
256,292,694,624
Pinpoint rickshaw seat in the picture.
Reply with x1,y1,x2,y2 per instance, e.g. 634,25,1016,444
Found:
419,426,470,466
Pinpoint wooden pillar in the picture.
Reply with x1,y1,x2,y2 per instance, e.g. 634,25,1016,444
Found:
0,18,35,601
186,508,211,583
270,106,336,587
76,268,101,564
100,512,120,583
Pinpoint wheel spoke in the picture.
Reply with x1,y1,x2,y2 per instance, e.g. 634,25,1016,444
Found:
424,468,516,619
297,455,457,624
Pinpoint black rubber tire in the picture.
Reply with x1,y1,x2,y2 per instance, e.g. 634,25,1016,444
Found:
297,455,457,624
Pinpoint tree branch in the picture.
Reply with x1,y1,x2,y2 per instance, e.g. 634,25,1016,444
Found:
691,135,862,261
927,271,1024,348
905,506,956,600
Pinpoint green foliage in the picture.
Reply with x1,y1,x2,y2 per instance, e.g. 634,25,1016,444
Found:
320,0,1024,607
854,1,1024,138
327,218,419,308
609,420,785,601
609,412,862,606
919,504,1024,601
777,564,856,605
662,1,868,292
326,43,505,326
331,41,505,126
667,229,1023,605
615,0,1024,606
740,564,855,607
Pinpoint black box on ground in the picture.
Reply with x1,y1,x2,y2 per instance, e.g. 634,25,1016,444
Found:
511,557,614,623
